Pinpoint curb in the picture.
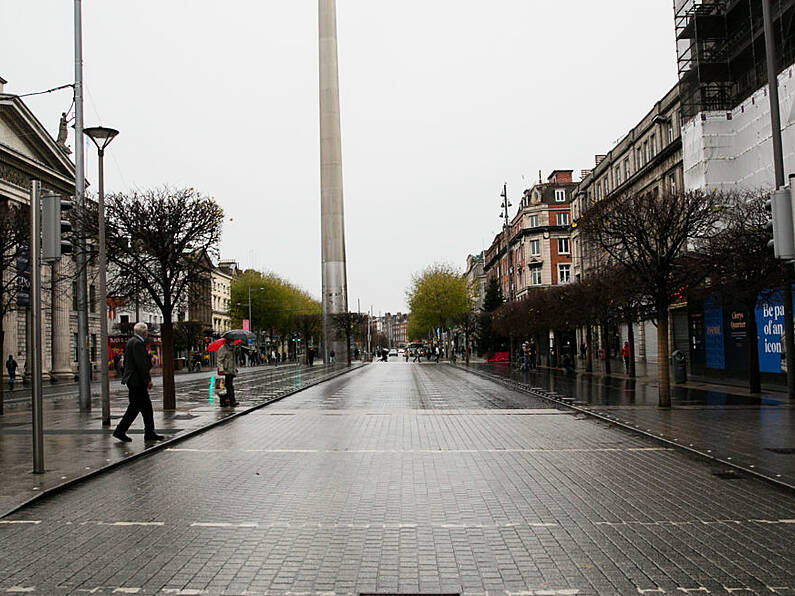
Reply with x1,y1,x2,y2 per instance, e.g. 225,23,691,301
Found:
457,364,795,495
0,363,368,519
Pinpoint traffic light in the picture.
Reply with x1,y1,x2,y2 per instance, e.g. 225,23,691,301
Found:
42,191,73,261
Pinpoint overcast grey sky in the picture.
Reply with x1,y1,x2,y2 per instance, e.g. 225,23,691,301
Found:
1,1,678,314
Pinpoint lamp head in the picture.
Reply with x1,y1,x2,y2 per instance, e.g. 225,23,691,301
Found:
83,126,119,151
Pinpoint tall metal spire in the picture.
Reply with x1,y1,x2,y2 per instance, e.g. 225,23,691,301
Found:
319,0,349,363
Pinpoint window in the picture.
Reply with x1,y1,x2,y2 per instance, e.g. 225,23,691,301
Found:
554,188,566,202
636,147,643,169
643,141,649,163
558,263,571,284
667,117,675,143
529,239,540,256
615,166,622,186
73,333,78,362
90,334,97,362
624,158,630,180
89,284,96,313
72,281,77,311
555,212,569,226
557,238,570,255
650,134,657,156
530,268,542,286
669,173,677,195
528,215,539,228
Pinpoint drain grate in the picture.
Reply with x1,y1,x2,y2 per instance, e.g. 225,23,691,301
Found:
765,447,795,454
712,468,741,479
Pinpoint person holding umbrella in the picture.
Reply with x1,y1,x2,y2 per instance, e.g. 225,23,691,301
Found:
216,339,238,407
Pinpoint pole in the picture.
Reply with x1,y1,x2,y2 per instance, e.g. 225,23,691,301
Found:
501,183,511,302
74,0,91,411
30,181,44,474
248,286,252,327
762,0,795,398
97,148,111,426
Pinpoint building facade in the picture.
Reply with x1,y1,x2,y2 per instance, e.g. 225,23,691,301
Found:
211,268,232,335
0,78,105,382
483,170,577,298
464,253,487,311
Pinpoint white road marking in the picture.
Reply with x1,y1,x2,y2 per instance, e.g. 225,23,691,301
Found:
98,522,164,527
5,588,35,593
168,447,673,454
0,521,40,525
637,589,665,594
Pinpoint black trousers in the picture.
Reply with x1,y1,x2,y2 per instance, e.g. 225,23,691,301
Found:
224,374,235,401
115,384,156,436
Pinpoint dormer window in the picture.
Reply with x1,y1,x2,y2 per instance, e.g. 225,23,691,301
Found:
555,189,566,202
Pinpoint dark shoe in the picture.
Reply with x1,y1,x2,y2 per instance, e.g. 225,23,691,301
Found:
220,400,230,407
112,430,132,443
144,433,165,441
229,400,239,407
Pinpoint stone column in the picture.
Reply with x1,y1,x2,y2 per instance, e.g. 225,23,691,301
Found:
50,258,73,382
319,0,349,363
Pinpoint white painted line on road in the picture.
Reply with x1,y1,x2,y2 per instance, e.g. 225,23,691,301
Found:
4,588,35,593
636,589,665,594
112,589,140,594
190,522,234,528
0,520,40,525
98,521,164,527
167,447,674,454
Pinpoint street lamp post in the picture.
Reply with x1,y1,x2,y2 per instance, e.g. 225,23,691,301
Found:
83,126,119,427
500,183,512,301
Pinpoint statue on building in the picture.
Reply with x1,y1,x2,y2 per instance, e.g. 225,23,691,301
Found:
56,112,72,154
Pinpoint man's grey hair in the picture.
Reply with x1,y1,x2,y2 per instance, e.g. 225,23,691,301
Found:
133,322,148,337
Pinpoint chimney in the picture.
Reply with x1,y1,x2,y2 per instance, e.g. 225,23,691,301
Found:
0,76,7,94
595,154,607,167
547,170,573,184
580,169,592,180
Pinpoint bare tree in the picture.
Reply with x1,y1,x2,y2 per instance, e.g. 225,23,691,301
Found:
93,187,223,410
452,311,479,364
0,201,28,415
331,312,368,365
702,192,781,393
579,189,721,406
293,313,321,363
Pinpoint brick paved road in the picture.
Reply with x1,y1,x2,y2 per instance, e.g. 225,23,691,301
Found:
1,362,793,595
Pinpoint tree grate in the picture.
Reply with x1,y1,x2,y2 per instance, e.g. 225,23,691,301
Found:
765,447,795,454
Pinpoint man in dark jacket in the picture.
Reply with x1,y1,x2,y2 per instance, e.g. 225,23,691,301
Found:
113,322,164,442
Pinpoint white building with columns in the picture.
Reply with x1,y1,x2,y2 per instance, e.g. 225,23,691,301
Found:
1,78,101,383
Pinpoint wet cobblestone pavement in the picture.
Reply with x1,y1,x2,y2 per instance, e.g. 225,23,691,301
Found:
0,364,355,515
1,362,793,595
469,363,795,486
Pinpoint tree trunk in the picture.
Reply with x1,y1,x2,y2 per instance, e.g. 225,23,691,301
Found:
747,301,761,393
346,326,352,366
627,317,636,378
601,319,611,375
0,326,4,416
585,324,593,373
657,311,671,407
161,318,176,410
783,277,795,398
465,328,470,365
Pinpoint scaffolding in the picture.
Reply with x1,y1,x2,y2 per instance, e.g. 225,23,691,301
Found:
675,0,795,123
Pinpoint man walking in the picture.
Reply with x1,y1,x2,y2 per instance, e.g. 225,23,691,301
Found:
6,354,18,390
113,322,164,442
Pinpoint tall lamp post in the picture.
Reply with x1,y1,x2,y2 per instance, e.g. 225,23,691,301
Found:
83,126,119,427
499,183,512,301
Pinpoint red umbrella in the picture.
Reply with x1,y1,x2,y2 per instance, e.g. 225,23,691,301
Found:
207,338,226,352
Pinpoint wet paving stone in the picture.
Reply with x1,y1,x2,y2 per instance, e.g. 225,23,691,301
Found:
0,362,793,595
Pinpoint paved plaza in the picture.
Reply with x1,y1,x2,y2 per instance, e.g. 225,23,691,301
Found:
1,362,794,595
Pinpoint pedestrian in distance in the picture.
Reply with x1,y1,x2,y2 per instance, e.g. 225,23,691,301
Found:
412,349,420,363
529,339,537,369
216,339,239,407
621,340,631,373
329,350,335,364
307,347,315,366
434,345,440,363
404,349,409,362
6,354,18,390
113,322,164,443
580,342,587,361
